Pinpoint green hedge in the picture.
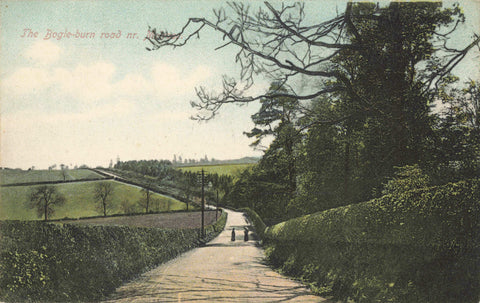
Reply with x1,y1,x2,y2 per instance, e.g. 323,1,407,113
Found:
264,179,480,302
239,207,267,239
204,210,228,242
0,211,227,302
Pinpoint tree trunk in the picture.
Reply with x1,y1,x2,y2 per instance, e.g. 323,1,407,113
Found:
146,194,150,213
344,138,350,200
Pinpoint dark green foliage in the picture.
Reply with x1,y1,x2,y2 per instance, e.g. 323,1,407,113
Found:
264,179,480,302
0,211,227,302
426,80,480,184
114,159,173,178
222,168,290,225
381,164,431,196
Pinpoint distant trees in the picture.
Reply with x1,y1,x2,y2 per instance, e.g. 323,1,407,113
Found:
93,182,115,217
115,159,173,178
179,172,197,210
27,185,66,221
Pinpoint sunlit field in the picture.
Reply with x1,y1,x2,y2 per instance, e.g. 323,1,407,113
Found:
0,180,186,220
0,169,104,185
177,163,254,176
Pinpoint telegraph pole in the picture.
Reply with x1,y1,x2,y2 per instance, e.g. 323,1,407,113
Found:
201,168,205,238
216,189,219,220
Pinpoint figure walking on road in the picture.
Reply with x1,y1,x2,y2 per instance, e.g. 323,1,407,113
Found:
244,227,249,241
231,228,236,241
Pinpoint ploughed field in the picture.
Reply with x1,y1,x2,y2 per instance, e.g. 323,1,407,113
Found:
61,210,219,229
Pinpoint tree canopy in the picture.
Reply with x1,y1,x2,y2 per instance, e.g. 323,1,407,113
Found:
148,2,480,220
27,185,66,221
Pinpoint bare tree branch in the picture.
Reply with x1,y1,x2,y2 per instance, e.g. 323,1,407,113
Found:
146,1,479,124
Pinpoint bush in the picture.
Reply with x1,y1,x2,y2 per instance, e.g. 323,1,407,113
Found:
0,212,227,302
264,179,480,302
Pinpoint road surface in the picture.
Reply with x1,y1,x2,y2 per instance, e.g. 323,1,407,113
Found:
103,209,326,302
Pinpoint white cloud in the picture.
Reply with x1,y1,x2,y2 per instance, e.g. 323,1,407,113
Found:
2,67,52,96
2,59,214,105
2,101,135,127
150,62,214,98
115,73,153,97
53,62,116,102
147,111,192,122
23,40,63,65
0,58,220,169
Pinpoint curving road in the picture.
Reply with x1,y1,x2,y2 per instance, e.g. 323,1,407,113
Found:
103,209,326,302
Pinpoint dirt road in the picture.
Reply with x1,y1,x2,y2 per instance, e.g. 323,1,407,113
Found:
103,209,326,302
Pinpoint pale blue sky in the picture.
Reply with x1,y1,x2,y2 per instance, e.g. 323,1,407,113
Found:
1,0,479,169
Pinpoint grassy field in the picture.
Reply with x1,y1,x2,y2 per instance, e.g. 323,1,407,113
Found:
0,169,104,185
0,180,186,220
177,163,255,176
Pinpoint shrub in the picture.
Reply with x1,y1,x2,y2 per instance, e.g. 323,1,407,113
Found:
264,179,480,302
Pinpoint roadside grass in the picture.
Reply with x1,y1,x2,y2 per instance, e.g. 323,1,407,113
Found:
0,180,186,220
177,163,255,176
0,169,104,185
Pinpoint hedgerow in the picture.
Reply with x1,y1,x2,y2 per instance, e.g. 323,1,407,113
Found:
263,179,480,302
0,211,227,302
239,207,266,239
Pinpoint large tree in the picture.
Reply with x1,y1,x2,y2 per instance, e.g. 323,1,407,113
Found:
93,182,115,217
179,171,197,210
138,185,152,213
245,82,299,193
148,2,479,217
27,185,66,221
427,79,480,182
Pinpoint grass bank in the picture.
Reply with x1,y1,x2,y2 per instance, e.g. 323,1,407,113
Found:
264,179,480,302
